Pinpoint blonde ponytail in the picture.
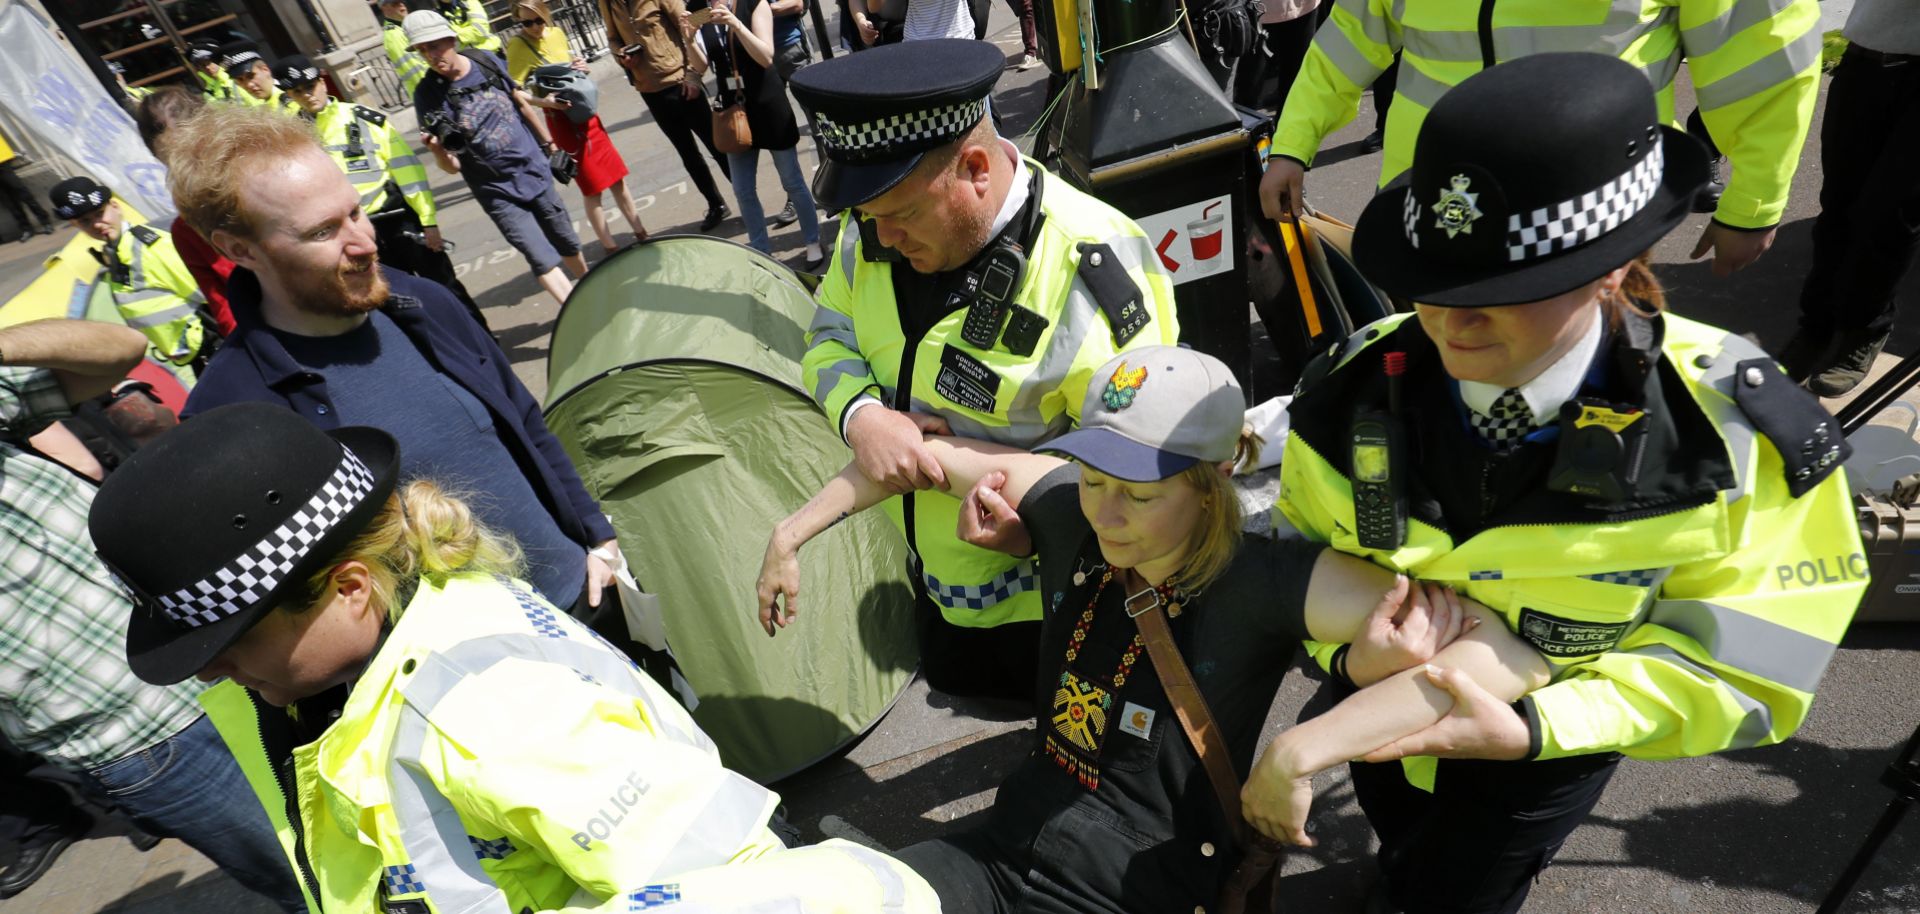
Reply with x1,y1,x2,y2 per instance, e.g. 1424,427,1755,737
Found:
295,481,524,621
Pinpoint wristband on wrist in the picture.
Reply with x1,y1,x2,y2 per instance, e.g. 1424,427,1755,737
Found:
1330,643,1355,688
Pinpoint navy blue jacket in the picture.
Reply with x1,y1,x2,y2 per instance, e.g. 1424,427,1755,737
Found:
184,266,617,549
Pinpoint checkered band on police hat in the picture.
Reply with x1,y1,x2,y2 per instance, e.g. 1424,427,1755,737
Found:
49,177,111,220
1505,143,1663,263
278,64,320,86
814,98,987,165
222,48,262,70
150,445,378,629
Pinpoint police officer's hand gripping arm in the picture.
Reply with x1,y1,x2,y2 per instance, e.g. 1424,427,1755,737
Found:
1256,0,1397,220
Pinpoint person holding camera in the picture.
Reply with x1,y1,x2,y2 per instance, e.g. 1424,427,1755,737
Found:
598,0,733,232
407,10,587,306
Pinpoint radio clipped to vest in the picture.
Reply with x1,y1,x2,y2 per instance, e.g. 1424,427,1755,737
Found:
957,169,1046,353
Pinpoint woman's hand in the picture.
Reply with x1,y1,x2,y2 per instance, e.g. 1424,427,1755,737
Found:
569,59,590,73
854,12,878,45
1241,742,1316,847
957,471,1032,556
1345,575,1476,687
708,4,740,29
584,539,621,609
1360,666,1532,762
755,530,801,637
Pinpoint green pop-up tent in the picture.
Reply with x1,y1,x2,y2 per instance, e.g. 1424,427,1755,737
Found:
543,236,919,783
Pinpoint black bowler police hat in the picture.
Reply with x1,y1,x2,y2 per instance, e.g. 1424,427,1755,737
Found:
1350,53,1710,307
49,175,111,220
273,54,323,90
218,41,266,78
89,403,399,685
787,39,1004,212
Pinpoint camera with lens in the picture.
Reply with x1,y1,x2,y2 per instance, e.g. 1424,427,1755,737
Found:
421,111,469,154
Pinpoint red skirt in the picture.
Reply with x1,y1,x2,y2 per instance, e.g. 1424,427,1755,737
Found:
546,111,630,196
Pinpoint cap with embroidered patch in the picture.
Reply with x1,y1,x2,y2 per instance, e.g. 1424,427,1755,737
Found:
786,39,1003,211
1038,346,1245,482
49,175,112,220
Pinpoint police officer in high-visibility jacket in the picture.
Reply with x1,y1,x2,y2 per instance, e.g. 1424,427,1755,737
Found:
1256,0,1821,279
218,43,295,113
49,176,217,374
788,40,1181,700
274,55,486,329
189,43,238,101
439,0,504,52
89,403,942,914
1247,55,1865,914
376,0,432,98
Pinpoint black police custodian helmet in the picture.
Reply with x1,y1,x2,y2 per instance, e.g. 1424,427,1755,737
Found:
787,39,1004,212
89,403,399,685
48,175,111,220
1349,53,1710,308
273,54,323,90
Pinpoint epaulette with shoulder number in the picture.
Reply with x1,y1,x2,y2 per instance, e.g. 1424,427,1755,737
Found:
1729,358,1849,498
128,224,162,247
353,105,387,127
1075,241,1149,348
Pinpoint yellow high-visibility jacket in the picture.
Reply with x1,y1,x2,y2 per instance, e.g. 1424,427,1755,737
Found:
202,573,939,914
1276,311,1864,783
383,19,433,98
442,0,505,52
309,100,438,226
104,223,208,368
1272,0,1821,229
802,159,1180,628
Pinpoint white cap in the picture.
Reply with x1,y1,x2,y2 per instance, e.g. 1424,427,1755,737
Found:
402,10,458,47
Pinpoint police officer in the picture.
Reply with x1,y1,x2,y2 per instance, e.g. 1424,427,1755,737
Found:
1252,55,1866,914
217,42,294,112
273,55,486,329
789,40,1181,699
91,403,943,914
374,0,432,98
49,176,218,374
440,0,504,51
1255,0,1821,278
187,42,234,101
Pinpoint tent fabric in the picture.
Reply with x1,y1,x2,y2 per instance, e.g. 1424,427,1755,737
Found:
543,236,919,783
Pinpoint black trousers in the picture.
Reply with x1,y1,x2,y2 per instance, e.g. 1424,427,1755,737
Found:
0,739,89,851
1351,751,1622,914
916,594,1042,702
1795,45,1920,340
638,85,732,212
1372,57,1399,132
371,198,488,331
1231,13,1319,111
0,161,53,235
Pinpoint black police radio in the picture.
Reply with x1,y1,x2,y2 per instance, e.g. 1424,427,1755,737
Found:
1350,351,1409,550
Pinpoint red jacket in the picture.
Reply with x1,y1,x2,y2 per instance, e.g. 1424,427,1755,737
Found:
169,216,236,336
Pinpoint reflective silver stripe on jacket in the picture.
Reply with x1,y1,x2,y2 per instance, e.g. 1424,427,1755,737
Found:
1644,599,1836,694
1693,25,1820,110
387,705,515,912
1617,641,1773,749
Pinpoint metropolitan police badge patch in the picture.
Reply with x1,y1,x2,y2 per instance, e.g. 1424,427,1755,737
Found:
1432,174,1484,239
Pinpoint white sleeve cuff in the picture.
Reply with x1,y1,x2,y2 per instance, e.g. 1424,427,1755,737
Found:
840,395,883,444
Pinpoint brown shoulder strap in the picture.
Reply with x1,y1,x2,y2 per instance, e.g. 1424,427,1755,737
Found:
1129,588,1248,844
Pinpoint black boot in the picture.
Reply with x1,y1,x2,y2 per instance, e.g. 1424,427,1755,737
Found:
0,822,88,899
1775,328,1834,382
700,202,729,232
1808,329,1892,399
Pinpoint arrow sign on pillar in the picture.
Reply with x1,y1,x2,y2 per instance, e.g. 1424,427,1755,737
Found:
1156,229,1180,272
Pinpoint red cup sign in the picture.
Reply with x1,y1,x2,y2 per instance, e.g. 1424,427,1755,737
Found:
1136,195,1234,287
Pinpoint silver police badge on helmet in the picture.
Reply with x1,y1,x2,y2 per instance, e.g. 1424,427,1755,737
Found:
1432,174,1483,239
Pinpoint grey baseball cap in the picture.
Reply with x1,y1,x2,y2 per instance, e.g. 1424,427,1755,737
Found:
1038,346,1245,482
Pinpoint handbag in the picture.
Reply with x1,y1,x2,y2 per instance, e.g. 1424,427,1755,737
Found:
709,25,753,153
1129,587,1287,914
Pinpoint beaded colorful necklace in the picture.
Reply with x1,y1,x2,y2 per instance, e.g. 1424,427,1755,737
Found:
1044,564,1185,791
